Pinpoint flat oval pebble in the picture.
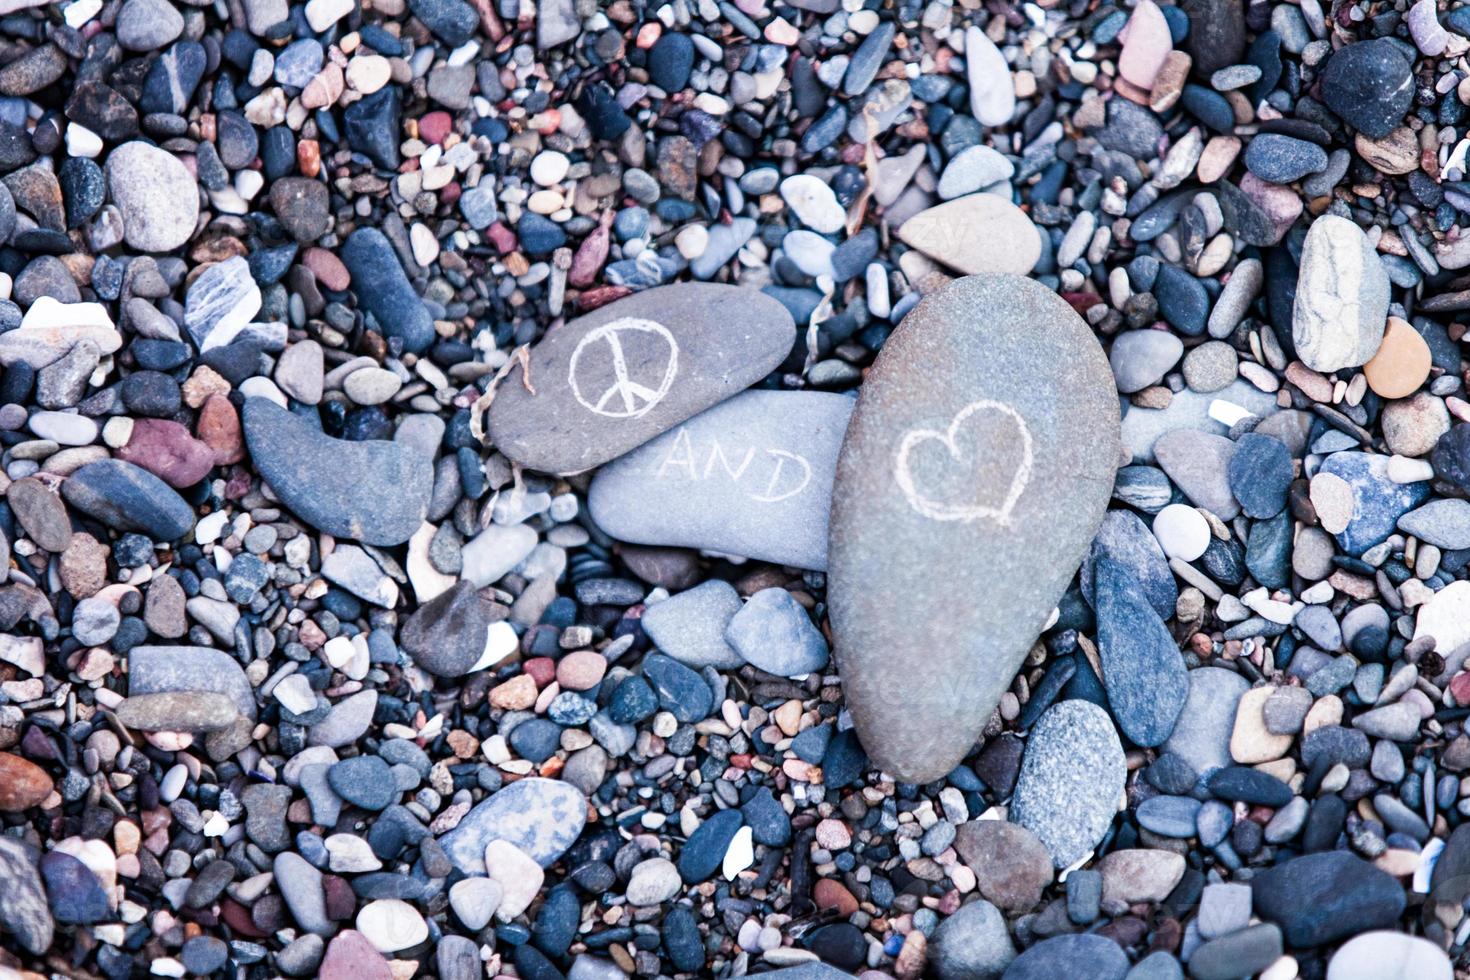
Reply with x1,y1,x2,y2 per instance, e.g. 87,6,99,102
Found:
105,142,199,252
488,283,795,475
1010,700,1125,868
1363,316,1431,398
589,390,851,570
62,459,195,540
1292,214,1389,373
830,275,1118,782
1327,931,1451,980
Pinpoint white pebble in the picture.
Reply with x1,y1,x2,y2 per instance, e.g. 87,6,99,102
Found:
65,122,103,158
529,150,570,187
1152,503,1210,561
722,825,755,880
779,174,846,234
1388,455,1435,483
676,224,709,259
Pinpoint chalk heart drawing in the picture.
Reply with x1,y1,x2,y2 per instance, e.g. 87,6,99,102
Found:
894,399,1035,524
568,317,680,419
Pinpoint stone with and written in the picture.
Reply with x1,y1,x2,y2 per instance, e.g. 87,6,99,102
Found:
243,398,433,546
589,390,851,570
829,274,1119,783
895,194,1040,277
489,283,794,475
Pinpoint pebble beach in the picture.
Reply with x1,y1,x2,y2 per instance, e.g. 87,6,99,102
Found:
1,0,1469,979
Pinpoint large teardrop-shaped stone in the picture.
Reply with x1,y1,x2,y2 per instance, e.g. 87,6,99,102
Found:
828,274,1120,783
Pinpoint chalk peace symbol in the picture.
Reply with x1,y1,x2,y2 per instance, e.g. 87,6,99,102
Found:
568,317,680,419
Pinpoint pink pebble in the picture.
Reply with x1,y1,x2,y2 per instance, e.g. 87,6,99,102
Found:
1118,0,1172,90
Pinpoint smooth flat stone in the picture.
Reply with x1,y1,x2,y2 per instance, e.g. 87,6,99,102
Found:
1251,851,1406,947
1293,214,1389,373
489,283,795,475
340,227,435,354
115,691,239,732
1327,932,1451,980
830,274,1119,783
588,390,851,570
437,778,587,872
62,459,195,540
639,580,744,669
1163,666,1248,775
242,398,433,546
127,646,257,722
1002,935,1128,980
400,581,504,677
895,194,1040,277
1093,556,1188,747
0,837,52,954
1010,700,1126,869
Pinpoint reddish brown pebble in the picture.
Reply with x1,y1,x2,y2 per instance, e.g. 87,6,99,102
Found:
303,247,351,290
0,751,52,811
117,418,216,488
522,657,556,687
197,394,245,465
813,878,859,915
419,111,453,144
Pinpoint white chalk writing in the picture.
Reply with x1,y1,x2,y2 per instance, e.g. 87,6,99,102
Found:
654,429,812,503
894,399,1034,524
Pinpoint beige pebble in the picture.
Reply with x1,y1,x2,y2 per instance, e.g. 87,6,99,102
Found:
1363,316,1432,399
1230,686,1292,764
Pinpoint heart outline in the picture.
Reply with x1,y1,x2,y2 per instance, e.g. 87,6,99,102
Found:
893,399,1034,525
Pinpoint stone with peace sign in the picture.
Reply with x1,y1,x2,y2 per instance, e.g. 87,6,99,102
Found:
488,282,796,475
568,317,680,419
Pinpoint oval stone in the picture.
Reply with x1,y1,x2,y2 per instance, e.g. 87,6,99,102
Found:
588,390,852,570
828,274,1119,782
1010,700,1126,868
0,751,52,811
126,646,258,723
488,283,795,475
